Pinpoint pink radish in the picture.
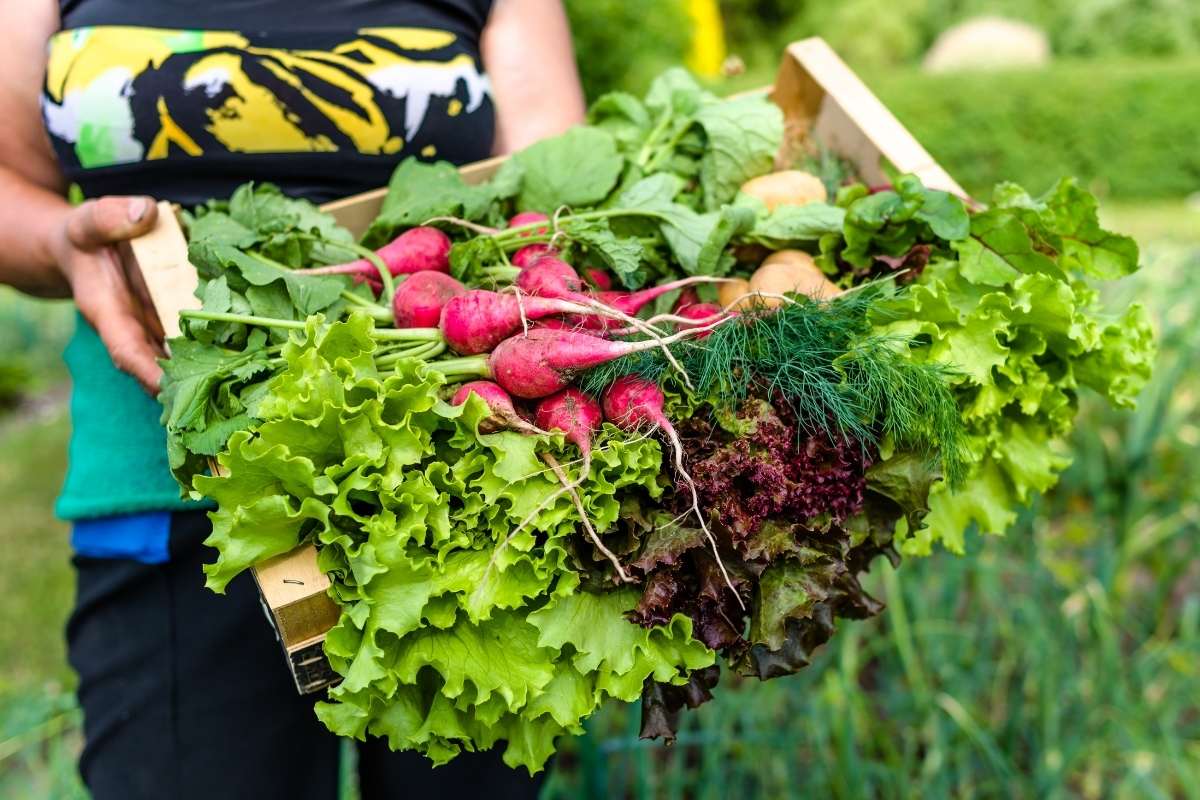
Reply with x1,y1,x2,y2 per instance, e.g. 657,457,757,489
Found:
601,376,743,608
673,302,724,338
508,211,550,236
307,227,451,278
392,271,465,328
533,389,631,582
598,277,720,317
512,243,556,269
673,287,701,311
583,267,613,291
439,289,614,355
488,321,726,399
451,380,543,436
516,256,586,298
474,386,630,585
535,388,603,469
515,261,686,379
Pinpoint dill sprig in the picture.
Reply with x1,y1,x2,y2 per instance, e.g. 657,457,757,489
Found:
581,291,967,485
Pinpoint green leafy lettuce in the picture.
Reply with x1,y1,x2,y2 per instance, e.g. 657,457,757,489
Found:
195,314,714,771
868,178,1155,554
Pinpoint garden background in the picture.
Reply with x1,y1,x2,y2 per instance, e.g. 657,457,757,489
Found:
2,1,1198,797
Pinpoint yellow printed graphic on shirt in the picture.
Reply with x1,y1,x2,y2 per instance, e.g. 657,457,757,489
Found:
43,26,490,169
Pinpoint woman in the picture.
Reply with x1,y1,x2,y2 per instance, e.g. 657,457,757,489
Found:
0,1,586,797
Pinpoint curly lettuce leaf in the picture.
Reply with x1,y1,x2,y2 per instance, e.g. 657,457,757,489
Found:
869,178,1154,555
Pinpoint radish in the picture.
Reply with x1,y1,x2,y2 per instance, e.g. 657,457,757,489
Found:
535,388,603,471
532,389,631,582
488,321,727,399
392,271,465,328
672,302,724,338
514,259,693,381
597,277,724,317
451,380,543,436
439,289,617,355
306,227,451,278
516,256,586,298
512,243,556,269
583,267,613,291
508,211,550,236
601,376,743,609
673,287,701,312
518,259,720,319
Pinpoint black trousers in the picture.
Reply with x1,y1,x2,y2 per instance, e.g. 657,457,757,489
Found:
67,510,544,799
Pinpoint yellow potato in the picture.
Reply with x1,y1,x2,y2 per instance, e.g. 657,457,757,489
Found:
739,170,828,211
717,277,752,309
749,250,841,306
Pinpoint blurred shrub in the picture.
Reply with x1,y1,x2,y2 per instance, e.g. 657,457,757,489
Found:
718,0,1200,71
1056,0,1200,58
720,0,927,71
0,359,32,411
564,0,693,98
0,289,73,413
873,59,1200,199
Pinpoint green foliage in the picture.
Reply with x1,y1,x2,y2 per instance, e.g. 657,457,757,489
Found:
873,59,1200,200
195,315,711,771
0,289,73,414
719,0,1200,71
564,0,693,98
582,291,968,484
870,178,1154,555
540,235,1200,800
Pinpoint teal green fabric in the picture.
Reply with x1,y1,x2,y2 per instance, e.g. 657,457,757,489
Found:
56,313,212,520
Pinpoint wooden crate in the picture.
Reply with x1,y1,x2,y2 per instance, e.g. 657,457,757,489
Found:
125,37,961,695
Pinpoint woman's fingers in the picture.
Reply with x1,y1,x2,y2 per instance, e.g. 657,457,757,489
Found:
65,196,158,250
71,247,165,395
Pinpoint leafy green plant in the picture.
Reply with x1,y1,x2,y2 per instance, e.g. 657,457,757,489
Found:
565,0,693,98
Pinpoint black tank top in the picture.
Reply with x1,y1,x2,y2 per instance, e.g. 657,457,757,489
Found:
45,1,496,205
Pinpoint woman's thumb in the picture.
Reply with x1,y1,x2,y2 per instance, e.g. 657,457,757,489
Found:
66,196,158,250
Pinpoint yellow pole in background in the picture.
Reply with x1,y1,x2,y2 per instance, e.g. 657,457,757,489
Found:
685,0,727,77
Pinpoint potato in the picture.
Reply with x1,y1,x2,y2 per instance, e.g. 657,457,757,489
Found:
749,250,841,306
717,277,752,309
739,170,828,211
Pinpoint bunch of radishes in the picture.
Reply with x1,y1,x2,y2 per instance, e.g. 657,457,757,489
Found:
305,211,735,397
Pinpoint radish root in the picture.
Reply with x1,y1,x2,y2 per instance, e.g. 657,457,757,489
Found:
542,452,631,583
660,421,745,611
483,450,592,582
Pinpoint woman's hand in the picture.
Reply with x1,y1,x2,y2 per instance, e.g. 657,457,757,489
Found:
1,4,165,394
50,196,167,394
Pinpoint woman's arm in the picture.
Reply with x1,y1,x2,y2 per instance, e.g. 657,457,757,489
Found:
0,0,164,392
481,0,587,154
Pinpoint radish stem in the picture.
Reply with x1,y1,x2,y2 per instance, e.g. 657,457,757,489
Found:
429,356,491,379
340,290,394,321
181,310,307,330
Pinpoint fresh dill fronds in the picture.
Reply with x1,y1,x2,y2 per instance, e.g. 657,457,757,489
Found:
582,291,967,486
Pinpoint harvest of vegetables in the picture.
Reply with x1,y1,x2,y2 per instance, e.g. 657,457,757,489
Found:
157,68,1154,772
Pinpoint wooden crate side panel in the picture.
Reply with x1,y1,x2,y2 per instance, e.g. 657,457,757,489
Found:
120,201,200,341
773,38,966,197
